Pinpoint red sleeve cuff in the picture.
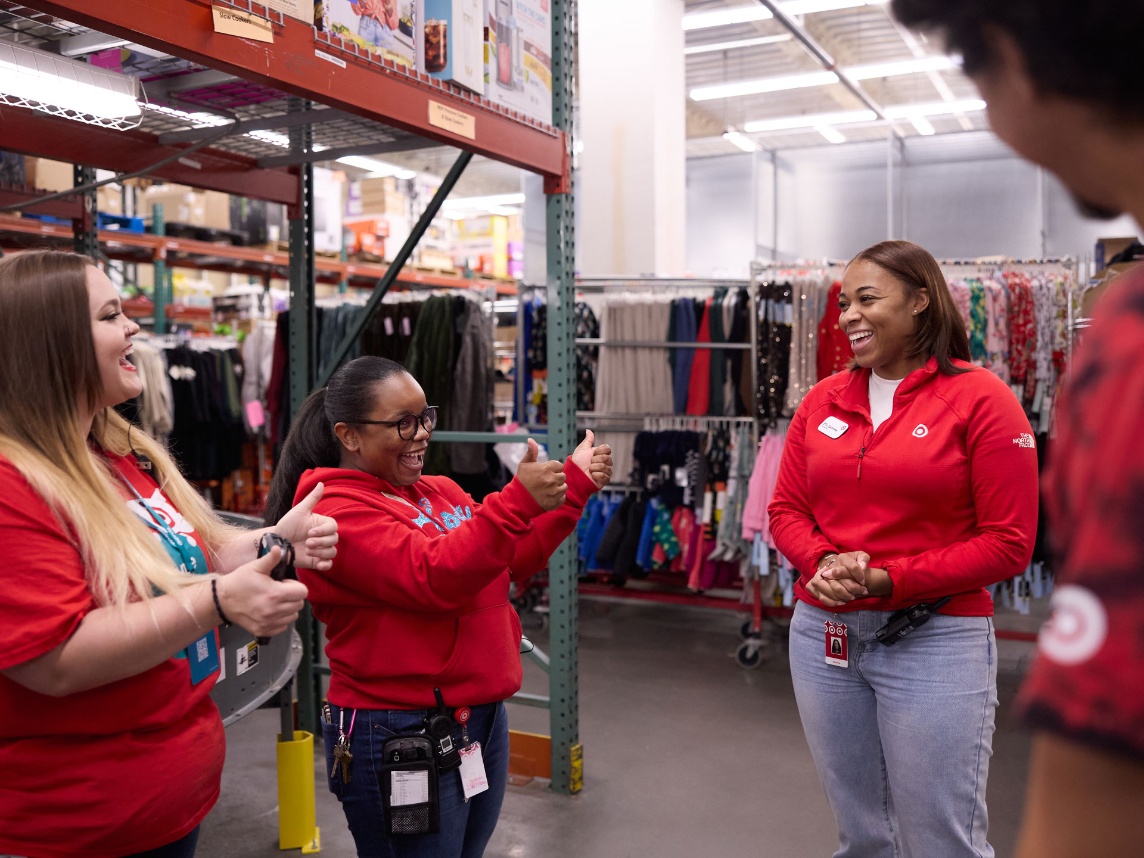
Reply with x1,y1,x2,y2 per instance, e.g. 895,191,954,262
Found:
885,560,910,601
499,477,545,522
562,457,597,508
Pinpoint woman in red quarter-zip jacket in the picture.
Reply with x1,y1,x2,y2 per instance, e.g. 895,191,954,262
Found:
769,240,1038,858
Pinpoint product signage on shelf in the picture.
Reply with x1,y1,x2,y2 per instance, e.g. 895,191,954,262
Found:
483,0,551,126
417,0,484,94
321,0,418,67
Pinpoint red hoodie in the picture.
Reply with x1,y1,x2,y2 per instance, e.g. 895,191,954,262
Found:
768,357,1038,615
294,459,595,710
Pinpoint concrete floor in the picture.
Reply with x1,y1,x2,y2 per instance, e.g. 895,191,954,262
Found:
199,597,1038,857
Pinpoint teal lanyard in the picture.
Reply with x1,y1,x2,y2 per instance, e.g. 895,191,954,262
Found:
117,466,219,684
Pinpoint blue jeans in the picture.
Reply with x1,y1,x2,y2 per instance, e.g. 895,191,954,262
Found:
323,702,509,858
357,14,397,49
121,826,200,858
789,601,998,858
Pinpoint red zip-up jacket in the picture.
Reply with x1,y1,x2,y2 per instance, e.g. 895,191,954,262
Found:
294,459,595,710
768,357,1038,615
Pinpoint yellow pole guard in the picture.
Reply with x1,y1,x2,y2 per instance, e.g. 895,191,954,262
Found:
277,730,321,853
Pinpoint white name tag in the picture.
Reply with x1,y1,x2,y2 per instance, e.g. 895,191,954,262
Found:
818,416,849,439
459,742,489,800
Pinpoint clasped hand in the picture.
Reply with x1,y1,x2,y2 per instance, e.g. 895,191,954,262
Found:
807,551,892,608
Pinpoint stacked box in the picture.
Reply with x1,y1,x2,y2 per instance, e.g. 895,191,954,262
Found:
322,0,418,68
417,0,484,93
484,0,551,126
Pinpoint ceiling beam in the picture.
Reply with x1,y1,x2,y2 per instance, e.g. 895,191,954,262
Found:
754,0,892,126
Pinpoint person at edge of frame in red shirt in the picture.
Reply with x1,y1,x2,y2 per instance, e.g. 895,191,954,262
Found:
890,3,1144,857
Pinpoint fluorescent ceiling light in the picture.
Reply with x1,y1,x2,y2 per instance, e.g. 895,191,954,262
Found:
846,55,957,80
691,70,838,102
0,41,140,126
816,125,847,144
743,109,876,132
336,155,413,177
441,193,526,210
683,0,886,31
690,54,957,102
684,34,791,56
909,115,936,136
883,98,986,119
723,130,759,152
144,103,229,126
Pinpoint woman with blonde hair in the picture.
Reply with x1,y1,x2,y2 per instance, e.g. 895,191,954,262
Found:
0,249,338,858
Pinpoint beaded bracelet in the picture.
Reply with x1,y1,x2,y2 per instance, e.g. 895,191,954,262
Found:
211,578,232,628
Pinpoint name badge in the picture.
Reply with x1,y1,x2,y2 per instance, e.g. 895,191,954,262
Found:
818,416,849,439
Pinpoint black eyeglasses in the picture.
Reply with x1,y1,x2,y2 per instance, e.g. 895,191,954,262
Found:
355,405,438,440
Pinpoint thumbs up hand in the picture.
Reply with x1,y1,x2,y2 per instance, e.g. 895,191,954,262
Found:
516,439,567,510
274,482,339,571
571,429,613,490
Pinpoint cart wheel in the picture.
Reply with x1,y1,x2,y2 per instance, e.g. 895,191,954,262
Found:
740,618,756,639
736,640,764,670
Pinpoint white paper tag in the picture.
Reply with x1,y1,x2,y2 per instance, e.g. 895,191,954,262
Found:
459,743,489,800
401,316,412,336
391,770,429,806
383,316,395,336
817,416,849,439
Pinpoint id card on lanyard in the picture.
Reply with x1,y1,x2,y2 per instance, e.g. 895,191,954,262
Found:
120,466,219,684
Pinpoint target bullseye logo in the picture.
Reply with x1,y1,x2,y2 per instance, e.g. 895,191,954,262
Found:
912,424,929,438
1038,585,1107,666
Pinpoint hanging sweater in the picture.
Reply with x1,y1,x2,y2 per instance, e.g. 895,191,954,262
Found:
294,459,595,710
768,357,1038,615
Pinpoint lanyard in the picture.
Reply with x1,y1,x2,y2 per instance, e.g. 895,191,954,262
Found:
119,474,204,574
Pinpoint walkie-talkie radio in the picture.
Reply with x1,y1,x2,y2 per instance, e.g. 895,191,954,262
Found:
256,533,295,645
875,596,953,646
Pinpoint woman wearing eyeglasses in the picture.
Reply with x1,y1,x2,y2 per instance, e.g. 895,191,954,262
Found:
264,355,611,858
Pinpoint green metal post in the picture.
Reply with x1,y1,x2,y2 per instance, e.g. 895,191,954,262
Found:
152,204,168,335
286,97,320,734
72,164,98,259
546,0,580,795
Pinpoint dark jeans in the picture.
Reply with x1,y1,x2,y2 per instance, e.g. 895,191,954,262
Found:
323,702,509,858
121,826,200,858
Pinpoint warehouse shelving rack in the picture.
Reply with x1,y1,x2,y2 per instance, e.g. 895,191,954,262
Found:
0,0,581,793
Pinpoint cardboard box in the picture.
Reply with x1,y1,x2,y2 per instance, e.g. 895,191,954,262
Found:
484,0,551,125
28,157,76,193
417,0,484,93
141,184,231,230
312,166,345,253
322,0,417,68
1095,236,1141,276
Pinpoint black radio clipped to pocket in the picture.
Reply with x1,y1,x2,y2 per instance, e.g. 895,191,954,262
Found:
380,735,440,836
875,596,952,646
255,533,295,645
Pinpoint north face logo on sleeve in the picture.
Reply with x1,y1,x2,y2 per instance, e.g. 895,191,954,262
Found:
1012,433,1036,449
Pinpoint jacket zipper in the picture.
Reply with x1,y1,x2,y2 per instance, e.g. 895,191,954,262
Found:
857,446,865,480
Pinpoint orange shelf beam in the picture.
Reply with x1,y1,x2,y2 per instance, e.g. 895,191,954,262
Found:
0,214,517,294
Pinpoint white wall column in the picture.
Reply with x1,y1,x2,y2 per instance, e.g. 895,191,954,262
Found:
577,0,686,277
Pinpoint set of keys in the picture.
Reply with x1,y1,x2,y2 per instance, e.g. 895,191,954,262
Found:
331,706,354,784
332,734,353,784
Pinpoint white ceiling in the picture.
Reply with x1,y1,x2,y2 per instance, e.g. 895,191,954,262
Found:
683,0,991,157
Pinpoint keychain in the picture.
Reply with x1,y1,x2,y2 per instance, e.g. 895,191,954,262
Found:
332,708,356,785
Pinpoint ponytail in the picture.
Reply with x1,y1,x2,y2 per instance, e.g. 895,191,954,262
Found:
263,388,340,525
